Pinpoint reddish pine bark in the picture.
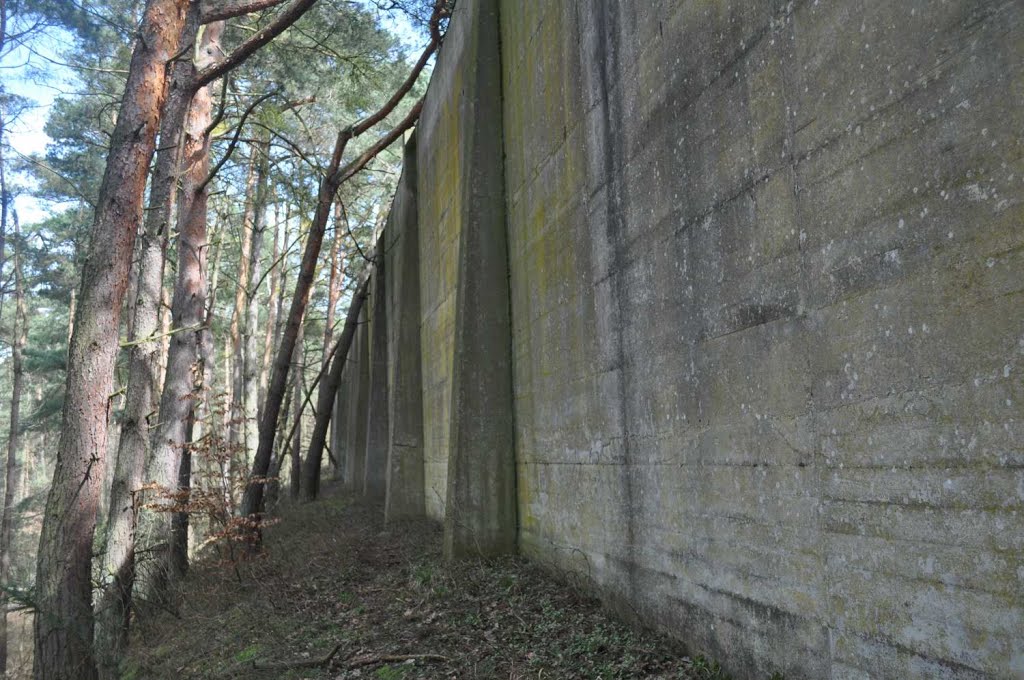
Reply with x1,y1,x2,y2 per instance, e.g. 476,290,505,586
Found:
32,1,190,677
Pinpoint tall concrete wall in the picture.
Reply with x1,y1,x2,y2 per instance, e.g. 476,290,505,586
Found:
341,1,1024,677
415,3,464,518
385,137,425,521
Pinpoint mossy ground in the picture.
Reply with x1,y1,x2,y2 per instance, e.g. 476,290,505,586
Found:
122,484,741,679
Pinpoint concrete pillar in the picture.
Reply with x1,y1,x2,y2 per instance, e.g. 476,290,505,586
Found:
363,245,388,499
441,0,516,559
385,137,425,521
344,304,369,492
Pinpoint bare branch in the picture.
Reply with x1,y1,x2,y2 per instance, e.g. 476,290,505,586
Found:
350,29,435,136
193,0,319,90
334,97,423,185
197,91,277,194
200,0,289,24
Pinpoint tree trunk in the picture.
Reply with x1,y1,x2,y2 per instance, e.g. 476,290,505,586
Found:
32,1,190,677
195,209,223,537
242,139,269,467
259,203,283,409
94,7,199,672
141,18,224,605
238,16,433,523
263,371,292,510
171,410,194,578
220,318,234,508
289,321,304,501
157,271,171,397
301,276,368,501
66,287,76,354
322,200,344,363
318,201,345,478
228,149,258,449
0,214,26,675
238,133,347,520
0,104,9,323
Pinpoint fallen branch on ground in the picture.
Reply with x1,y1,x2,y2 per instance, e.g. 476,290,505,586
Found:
250,641,346,670
347,653,450,669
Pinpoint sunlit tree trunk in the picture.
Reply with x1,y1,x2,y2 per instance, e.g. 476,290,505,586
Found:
228,149,257,450
66,288,76,353
220,318,234,508
0,214,26,675
32,1,190,677
241,139,269,467
142,18,225,604
94,7,199,672
158,278,171,396
322,200,344,362
259,203,283,409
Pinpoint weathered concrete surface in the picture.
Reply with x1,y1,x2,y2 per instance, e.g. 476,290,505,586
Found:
415,0,517,551
415,8,462,520
363,246,389,499
437,0,516,558
343,0,1024,677
385,137,425,521
499,1,1024,678
343,304,369,493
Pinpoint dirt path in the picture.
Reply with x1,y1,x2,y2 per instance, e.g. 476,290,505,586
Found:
126,485,727,679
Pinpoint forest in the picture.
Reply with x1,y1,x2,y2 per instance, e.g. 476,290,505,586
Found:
0,0,446,677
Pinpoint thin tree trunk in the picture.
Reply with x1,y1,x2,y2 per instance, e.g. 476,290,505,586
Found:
318,202,345,477
228,149,257,449
0,104,8,324
289,321,304,500
94,7,199,671
191,210,220,555
263,372,291,510
171,410,194,578
239,7,435,523
259,203,282,409
0,214,26,675
67,287,76,352
242,139,269,466
220,320,233,509
238,135,346,520
158,271,171,397
32,1,190,677
301,276,368,501
322,200,344,363
142,18,224,604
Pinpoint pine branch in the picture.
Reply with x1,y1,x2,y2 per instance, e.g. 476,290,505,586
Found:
193,0,319,90
200,0,289,24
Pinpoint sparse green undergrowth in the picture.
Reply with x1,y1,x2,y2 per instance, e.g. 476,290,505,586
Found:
123,486,782,679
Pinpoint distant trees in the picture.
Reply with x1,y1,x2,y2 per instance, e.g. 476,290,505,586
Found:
0,0,449,676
